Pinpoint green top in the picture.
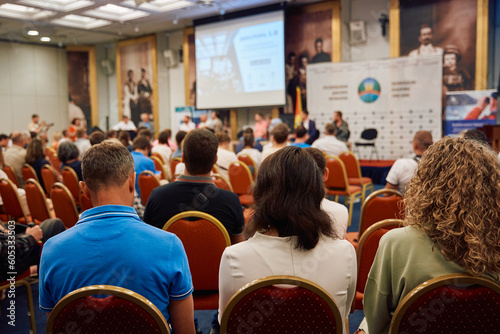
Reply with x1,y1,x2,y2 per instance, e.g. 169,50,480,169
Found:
363,226,468,334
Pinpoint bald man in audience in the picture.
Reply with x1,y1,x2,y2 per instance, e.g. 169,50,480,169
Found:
144,129,245,244
39,142,195,333
4,132,27,186
311,123,348,157
385,130,433,194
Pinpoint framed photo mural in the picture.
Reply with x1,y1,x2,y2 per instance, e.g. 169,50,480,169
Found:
183,27,196,107
67,46,98,132
116,35,159,132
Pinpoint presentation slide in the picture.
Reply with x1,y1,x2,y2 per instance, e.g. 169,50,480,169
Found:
195,11,285,109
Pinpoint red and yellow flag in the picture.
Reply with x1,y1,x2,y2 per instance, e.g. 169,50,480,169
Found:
294,86,303,129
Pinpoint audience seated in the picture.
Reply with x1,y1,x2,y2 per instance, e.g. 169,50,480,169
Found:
57,141,83,181
0,168,30,215
253,113,268,141
261,123,290,161
237,132,262,169
0,133,9,153
290,125,311,148
25,139,50,192
130,136,157,198
304,147,349,239
73,128,91,159
384,130,433,194
144,129,245,245
171,131,187,160
4,132,27,187
215,132,238,180
152,130,173,164
301,110,319,144
360,137,500,334
311,123,348,157
218,146,356,332
39,142,195,333
118,130,132,151
89,131,106,146
234,128,263,154
138,112,155,137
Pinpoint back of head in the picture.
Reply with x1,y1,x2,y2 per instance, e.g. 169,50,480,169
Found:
272,123,290,144
176,131,187,147
11,132,25,145
89,131,105,146
25,139,45,164
303,147,326,175
413,130,433,152
216,132,231,145
463,129,489,146
118,131,130,147
158,129,171,145
183,129,218,175
137,128,152,140
404,136,500,277
247,146,334,250
295,125,307,139
107,130,117,139
132,136,151,151
243,133,255,148
325,123,336,135
57,141,79,163
243,127,254,135
0,134,8,142
82,141,134,193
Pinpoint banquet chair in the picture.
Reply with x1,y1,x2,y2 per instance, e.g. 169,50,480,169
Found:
389,274,500,333
170,157,182,177
163,211,231,310
346,189,404,249
324,155,362,226
41,164,59,197
354,128,379,160
0,270,36,333
151,155,168,180
352,219,404,311
25,178,52,223
151,152,165,164
44,146,57,160
79,193,93,213
220,275,344,334
46,285,170,334
50,154,62,172
138,170,161,205
0,178,30,223
2,163,20,188
51,183,79,228
237,154,257,179
62,166,81,206
228,161,254,206
339,151,373,201
22,163,39,184
212,173,233,192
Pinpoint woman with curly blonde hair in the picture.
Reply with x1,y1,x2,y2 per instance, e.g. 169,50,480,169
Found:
362,136,500,334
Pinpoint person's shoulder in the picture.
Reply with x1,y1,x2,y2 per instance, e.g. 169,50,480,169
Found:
382,226,424,245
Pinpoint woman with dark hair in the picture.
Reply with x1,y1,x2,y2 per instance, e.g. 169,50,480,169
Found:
362,137,500,334
152,129,172,163
57,141,83,181
236,132,262,169
217,146,356,331
118,131,132,151
25,139,50,191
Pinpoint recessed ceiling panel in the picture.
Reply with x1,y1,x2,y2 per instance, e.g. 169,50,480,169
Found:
122,0,193,13
84,4,149,22
18,0,95,12
0,3,55,20
51,14,112,29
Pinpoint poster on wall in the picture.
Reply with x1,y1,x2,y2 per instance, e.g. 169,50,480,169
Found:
116,35,158,131
307,55,443,160
284,5,333,114
444,90,497,136
400,0,477,92
67,48,96,132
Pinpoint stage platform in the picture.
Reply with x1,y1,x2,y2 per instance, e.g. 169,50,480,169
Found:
359,160,395,185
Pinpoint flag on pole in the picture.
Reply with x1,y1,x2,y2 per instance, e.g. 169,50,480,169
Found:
294,86,303,129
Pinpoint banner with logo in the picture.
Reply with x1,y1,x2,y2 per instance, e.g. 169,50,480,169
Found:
444,90,497,136
306,55,442,160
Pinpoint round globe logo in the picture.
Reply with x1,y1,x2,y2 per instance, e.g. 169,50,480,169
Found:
358,78,381,103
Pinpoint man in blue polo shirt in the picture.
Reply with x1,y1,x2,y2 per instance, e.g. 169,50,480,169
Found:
39,141,195,333
131,135,156,198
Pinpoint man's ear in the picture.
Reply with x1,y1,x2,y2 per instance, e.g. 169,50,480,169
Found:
129,172,136,192
79,181,91,199
323,167,330,183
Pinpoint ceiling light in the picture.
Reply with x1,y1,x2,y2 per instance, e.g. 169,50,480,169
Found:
0,3,55,20
122,0,193,13
40,36,51,42
19,0,94,12
84,4,149,21
27,30,39,36
51,14,112,29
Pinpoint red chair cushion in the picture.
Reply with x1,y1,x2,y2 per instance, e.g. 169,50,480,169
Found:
226,286,340,333
327,185,362,196
52,296,164,333
238,194,254,206
398,285,500,333
348,177,372,186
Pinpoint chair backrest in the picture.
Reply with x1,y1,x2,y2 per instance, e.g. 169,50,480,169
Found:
212,164,220,174
237,154,255,170
138,171,161,205
0,178,29,222
51,182,79,228
355,219,403,302
25,178,51,223
151,156,167,180
47,285,170,334
163,211,231,291
62,166,81,205
2,164,20,188
359,189,404,236
79,193,93,213
151,152,165,164
338,151,362,180
41,164,58,197
324,155,350,192
228,161,253,195
45,146,56,160
360,128,378,140
212,173,233,192
22,163,39,183
50,154,62,171
170,157,182,177
389,274,500,334
220,275,344,334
